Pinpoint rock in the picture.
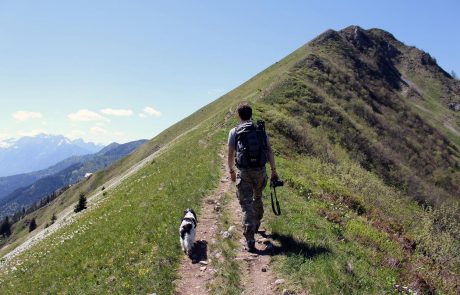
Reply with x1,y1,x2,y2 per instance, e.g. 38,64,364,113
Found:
275,279,285,286
222,231,231,239
261,267,267,272
214,204,221,212
282,289,291,295
199,260,208,265
228,225,236,232
206,199,216,205
200,266,207,271
345,262,354,274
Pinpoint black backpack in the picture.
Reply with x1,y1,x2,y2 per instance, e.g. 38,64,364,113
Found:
235,120,268,168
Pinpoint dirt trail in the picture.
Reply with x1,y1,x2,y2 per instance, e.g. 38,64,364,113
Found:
175,149,232,295
175,145,279,295
228,184,278,295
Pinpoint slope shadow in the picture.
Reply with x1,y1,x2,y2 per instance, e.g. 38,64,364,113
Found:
190,240,208,264
257,231,330,258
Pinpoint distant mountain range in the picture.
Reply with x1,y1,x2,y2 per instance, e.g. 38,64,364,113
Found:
0,139,147,217
0,134,104,177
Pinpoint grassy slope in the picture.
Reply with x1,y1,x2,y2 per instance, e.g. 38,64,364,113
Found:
247,28,459,293
0,45,307,293
0,43,304,256
1,27,458,294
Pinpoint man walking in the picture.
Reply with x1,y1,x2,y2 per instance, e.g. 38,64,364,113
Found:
227,103,278,252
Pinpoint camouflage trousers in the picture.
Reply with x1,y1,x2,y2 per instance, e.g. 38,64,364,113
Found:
236,167,268,242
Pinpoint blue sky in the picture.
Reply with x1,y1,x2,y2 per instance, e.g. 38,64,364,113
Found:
1,0,459,144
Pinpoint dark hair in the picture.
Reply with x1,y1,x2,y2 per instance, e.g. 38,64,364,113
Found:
237,103,252,120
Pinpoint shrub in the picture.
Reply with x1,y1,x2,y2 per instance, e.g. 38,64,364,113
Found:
74,193,87,213
416,202,460,270
29,218,37,232
0,216,12,237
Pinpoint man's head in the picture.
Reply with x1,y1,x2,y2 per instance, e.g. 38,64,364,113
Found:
237,103,252,121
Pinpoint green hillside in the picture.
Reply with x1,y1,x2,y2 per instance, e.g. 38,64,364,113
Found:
0,26,458,294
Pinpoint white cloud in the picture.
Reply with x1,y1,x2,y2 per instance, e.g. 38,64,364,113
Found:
66,129,86,139
0,133,13,148
68,109,109,122
0,132,10,140
17,129,47,137
140,106,161,118
100,108,133,117
12,111,43,121
0,141,12,148
90,126,108,135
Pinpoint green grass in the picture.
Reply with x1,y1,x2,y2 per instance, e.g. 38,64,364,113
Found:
401,71,460,148
262,155,407,294
0,119,226,294
255,96,458,293
207,192,242,295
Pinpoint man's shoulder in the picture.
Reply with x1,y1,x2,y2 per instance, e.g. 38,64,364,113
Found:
228,127,237,146
228,127,237,136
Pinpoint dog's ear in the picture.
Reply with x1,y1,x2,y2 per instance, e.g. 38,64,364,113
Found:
191,209,197,223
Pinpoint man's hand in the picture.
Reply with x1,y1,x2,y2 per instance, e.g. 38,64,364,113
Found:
230,170,236,182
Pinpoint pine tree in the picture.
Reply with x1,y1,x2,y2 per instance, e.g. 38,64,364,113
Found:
29,218,37,232
51,213,57,224
74,193,87,213
0,216,12,237
452,70,458,80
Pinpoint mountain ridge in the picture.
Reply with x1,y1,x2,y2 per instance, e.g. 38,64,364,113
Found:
0,134,104,177
0,26,458,294
0,139,147,218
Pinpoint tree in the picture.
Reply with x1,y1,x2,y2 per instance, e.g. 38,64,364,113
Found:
0,216,12,237
74,193,87,213
51,213,57,224
451,70,458,80
29,218,37,232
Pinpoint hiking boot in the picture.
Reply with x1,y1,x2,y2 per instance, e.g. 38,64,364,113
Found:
245,240,256,253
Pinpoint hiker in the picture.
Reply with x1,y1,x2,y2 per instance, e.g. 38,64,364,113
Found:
227,103,279,252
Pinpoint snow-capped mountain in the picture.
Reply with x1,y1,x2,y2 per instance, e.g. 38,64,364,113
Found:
0,134,103,177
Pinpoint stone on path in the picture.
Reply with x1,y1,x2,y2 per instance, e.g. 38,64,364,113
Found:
275,279,285,286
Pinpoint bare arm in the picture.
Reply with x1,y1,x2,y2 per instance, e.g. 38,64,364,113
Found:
266,137,278,180
228,145,235,172
228,145,236,181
